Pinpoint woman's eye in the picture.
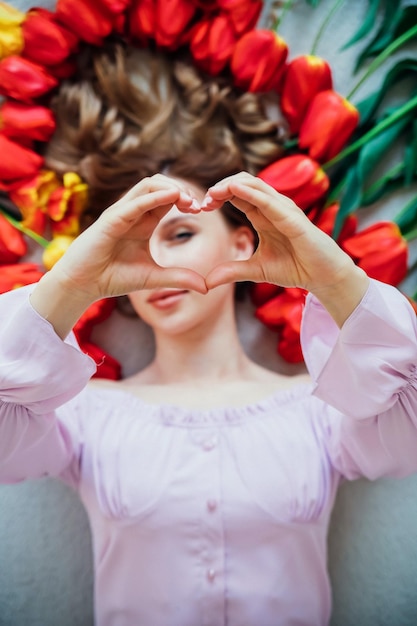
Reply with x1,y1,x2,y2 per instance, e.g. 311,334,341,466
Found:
172,230,194,242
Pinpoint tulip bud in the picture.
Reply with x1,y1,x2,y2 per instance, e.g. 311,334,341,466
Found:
56,0,116,45
341,222,408,286
0,2,25,60
74,298,121,379
8,170,60,234
299,90,359,162
313,202,357,243
47,172,88,237
0,134,43,182
258,155,329,211
190,14,237,75
280,55,332,134
22,8,78,66
0,55,58,102
0,212,27,263
255,287,306,363
0,262,43,293
218,0,262,35
0,102,56,141
96,0,131,12
130,0,196,48
231,30,288,93
251,282,281,307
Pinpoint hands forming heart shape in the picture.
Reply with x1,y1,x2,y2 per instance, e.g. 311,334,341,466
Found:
46,171,369,330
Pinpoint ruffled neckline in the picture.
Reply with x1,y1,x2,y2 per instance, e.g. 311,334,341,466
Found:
88,382,314,428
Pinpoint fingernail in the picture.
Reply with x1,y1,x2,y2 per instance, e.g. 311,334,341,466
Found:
191,199,200,210
201,196,213,208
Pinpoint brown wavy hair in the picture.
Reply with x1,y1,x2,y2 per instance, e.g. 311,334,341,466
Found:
44,39,287,228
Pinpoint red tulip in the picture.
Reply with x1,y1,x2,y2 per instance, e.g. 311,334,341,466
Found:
218,0,262,34
251,282,280,307
78,340,122,379
280,55,332,134
0,134,43,182
130,0,197,48
0,102,56,142
299,90,359,162
258,155,329,211
95,0,131,12
342,222,408,286
255,287,306,363
190,14,237,75
22,8,78,66
47,172,89,237
231,30,288,93
56,0,119,45
0,212,27,264
0,262,44,293
313,202,357,243
0,55,58,102
74,298,121,380
44,58,77,80
8,170,60,235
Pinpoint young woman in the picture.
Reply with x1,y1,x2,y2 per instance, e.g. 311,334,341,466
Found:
0,42,417,626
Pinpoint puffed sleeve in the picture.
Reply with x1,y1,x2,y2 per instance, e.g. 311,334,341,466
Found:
0,284,96,484
301,279,417,479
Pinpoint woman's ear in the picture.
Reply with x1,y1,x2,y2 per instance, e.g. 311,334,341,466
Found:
232,226,256,261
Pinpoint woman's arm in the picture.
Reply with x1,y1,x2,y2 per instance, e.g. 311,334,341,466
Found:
0,286,95,484
302,279,417,479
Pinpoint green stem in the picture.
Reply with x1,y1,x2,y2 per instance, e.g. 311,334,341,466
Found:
362,162,404,200
404,227,417,242
0,207,49,249
284,137,299,150
323,93,417,169
272,0,295,30
347,23,417,100
311,0,346,55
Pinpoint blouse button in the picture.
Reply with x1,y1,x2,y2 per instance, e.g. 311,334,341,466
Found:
207,498,218,512
202,436,218,451
207,569,216,582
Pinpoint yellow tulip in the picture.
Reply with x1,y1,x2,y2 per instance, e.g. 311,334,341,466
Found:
42,235,75,270
0,2,25,59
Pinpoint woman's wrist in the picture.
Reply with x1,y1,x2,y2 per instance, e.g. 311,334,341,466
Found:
30,270,96,340
309,263,370,328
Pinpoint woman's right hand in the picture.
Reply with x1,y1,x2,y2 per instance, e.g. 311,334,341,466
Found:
30,175,207,338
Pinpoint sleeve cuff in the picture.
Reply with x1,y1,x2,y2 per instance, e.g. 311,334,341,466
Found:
301,279,417,418
0,284,96,413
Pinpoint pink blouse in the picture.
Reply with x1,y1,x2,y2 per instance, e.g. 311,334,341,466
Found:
0,280,417,626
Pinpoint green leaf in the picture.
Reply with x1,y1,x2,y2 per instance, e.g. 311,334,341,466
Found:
333,166,362,238
395,194,417,236
404,119,417,185
340,0,383,50
361,166,405,205
333,111,413,236
355,58,417,126
359,113,411,181
304,0,321,6
354,5,417,71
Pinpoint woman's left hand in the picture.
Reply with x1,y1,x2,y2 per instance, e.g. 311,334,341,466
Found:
201,172,369,326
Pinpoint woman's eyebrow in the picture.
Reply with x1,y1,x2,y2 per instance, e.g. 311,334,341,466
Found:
161,215,200,228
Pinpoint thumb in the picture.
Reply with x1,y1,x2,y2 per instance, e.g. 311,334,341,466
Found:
147,267,208,294
205,260,259,290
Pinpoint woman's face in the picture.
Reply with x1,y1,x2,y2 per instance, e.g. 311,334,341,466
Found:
128,178,254,336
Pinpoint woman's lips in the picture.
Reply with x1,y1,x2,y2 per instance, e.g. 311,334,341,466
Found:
147,289,188,309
